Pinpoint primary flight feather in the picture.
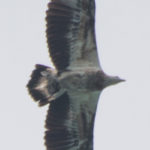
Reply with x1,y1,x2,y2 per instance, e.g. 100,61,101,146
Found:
46,0,100,71
27,0,125,150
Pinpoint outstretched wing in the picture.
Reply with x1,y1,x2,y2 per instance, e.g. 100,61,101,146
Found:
45,91,100,150
46,0,100,72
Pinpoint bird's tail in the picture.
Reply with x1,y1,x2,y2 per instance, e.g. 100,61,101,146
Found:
27,64,61,106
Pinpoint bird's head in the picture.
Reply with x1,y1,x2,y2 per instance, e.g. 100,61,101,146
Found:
95,70,125,90
103,74,125,89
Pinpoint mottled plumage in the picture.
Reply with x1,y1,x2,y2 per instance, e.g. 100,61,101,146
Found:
27,0,124,150
46,0,100,72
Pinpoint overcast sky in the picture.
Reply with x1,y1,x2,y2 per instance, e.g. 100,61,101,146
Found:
0,0,150,150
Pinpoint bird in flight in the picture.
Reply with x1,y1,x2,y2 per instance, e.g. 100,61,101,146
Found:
27,0,125,150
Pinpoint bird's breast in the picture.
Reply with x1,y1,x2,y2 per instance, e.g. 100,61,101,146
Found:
58,68,103,92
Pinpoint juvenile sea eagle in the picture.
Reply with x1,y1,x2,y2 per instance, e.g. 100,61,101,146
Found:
27,0,124,149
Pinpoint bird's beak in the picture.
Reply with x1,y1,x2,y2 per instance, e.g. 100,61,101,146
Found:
103,75,126,88
117,77,126,83
112,76,126,84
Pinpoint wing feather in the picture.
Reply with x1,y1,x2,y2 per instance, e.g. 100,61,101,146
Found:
44,91,100,150
45,92,79,150
46,0,100,72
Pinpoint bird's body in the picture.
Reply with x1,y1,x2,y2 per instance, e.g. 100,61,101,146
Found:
27,0,124,149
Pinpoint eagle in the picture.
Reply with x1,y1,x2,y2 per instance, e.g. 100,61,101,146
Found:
27,0,125,150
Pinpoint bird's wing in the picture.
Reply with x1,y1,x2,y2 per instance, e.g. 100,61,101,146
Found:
46,0,100,72
45,91,100,150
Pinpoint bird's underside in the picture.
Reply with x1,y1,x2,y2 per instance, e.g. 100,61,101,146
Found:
27,64,102,150
27,0,124,150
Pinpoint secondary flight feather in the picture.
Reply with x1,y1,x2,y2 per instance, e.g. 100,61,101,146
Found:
46,0,100,71
27,0,125,150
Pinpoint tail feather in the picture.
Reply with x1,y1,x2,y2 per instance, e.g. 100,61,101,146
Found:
27,64,60,106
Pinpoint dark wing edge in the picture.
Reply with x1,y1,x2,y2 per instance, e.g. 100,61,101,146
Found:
46,0,100,72
44,92,96,150
44,93,79,150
